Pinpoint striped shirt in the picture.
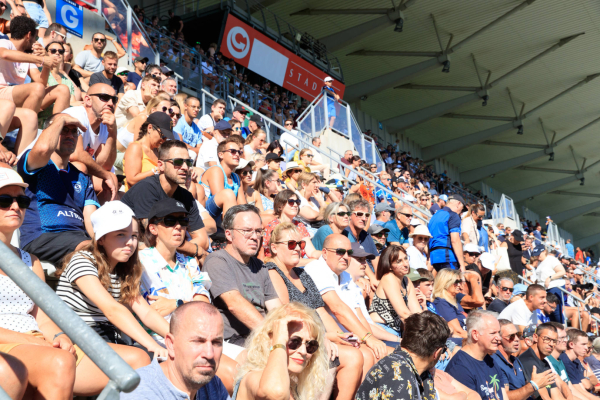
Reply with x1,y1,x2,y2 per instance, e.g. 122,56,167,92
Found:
56,251,121,326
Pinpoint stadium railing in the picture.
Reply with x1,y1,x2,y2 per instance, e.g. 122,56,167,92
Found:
0,242,139,399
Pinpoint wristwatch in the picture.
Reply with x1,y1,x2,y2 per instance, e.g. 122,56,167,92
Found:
176,299,184,308
269,344,286,352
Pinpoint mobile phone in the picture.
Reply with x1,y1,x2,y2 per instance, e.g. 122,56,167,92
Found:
345,335,359,343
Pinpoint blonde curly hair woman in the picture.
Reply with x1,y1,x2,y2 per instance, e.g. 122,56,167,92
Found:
233,302,329,400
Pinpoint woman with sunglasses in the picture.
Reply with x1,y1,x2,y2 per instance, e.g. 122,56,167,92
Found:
368,245,422,339
266,223,364,399
243,129,267,160
123,112,173,191
295,172,337,236
229,119,242,135
312,202,350,251
44,41,80,105
234,302,329,400
236,159,262,208
283,162,302,191
261,190,320,265
254,169,280,212
432,269,468,340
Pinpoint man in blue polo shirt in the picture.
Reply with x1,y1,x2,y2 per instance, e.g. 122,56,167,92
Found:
343,199,379,281
383,203,411,247
428,194,465,272
560,329,597,399
17,113,100,266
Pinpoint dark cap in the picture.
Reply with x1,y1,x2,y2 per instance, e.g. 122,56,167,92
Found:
447,194,465,204
265,152,284,162
234,105,248,113
215,120,232,131
134,56,149,63
512,229,524,242
249,114,264,127
367,224,389,236
148,198,188,221
350,242,376,259
522,324,537,339
146,112,174,140
531,246,544,257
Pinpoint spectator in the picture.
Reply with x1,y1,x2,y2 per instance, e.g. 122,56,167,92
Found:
121,140,209,256
374,172,394,205
204,204,282,359
264,152,283,174
493,320,556,400
575,247,584,263
430,193,447,214
412,269,437,313
123,111,174,190
355,312,450,400
488,277,515,313
565,239,575,258
237,158,262,208
40,22,67,47
304,233,388,363
231,104,249,126
368,224,389,253
265,222,364,397
21,0,50,38
323,76,339,127
88,51,124,100
373,202,395,226
196,119,232,170
300,147,329,179
196,98,226,133
545,322,573,390
498,284,546,334
312,201,350,251
533,225,543,245
0,1,25,35
127,56,147,87
42,41,79,106
383,203,412,247
64,83,119,203
160,76,177,98
294,172,328,235
432,269,467,340
406,224,431,271
518,323,567,400
344,198,380,281
167,10,184,33
369,245,423,338
446,309,508,400
428,194,465,272
55,201,167,357
243,129,267,160
339,149,354,175
536,292,558,325
461,203,485,245
502,229,525,275
246,114,264,135
253,168,280,212
74,33,124,81
121,302,229,400
235,303,329,399
280,118,299,160
561,329,597,398
535,248,566,324
115,74,160,128
586,338,600,382
283,161,302,191
174,96,203,155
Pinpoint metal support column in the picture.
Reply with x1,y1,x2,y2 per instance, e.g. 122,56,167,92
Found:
550,200,600,224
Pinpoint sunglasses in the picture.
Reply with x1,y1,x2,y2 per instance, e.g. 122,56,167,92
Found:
89,93,118,104
222,149,243,156
161,106,174,114
501,287,514,292
466,252,480,257
48,48,65,55
170,112,182,118
0,195,30,209
163,158,193,167
287,199,301,207
503,333,522,342
336,211,350,217
352,212,371,218
93,38,106,43
304,154,314,158
238,170,252,177
155,216,190,227
275,240,307,251
287,336,319,354
453,280,464,286
326,248,354,257
372,232,387,238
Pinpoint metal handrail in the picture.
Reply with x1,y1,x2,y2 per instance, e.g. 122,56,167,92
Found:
0,242,139,398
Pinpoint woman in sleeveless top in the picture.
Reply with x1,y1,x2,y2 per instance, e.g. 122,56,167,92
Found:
0,169,148,398
236,158,262,208
368,245,423,338
253,169,281,213
123,111,171,191
266,223,366,399
233,303,329,400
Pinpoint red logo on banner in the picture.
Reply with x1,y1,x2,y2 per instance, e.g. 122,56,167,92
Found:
220,14,345,101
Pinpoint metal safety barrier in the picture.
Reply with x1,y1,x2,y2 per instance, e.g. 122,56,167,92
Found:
0,242,139,399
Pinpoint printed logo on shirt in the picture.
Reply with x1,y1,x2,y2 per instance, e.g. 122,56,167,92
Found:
480,374,502,400
85,144,95,156
57,210,84,221
73,182,82,193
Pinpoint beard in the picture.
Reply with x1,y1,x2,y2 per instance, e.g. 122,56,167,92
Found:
184,363,216,388
164,167,187,185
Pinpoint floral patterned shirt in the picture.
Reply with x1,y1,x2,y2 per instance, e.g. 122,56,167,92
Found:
262,218,310,258
355,348,436,400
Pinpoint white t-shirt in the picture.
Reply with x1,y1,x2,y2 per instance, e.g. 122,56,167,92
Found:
294,190,319,235
115,89,145,128
498,298,538,327
62,106,109,157
244,144,256,157
195,137,218,169
280,130,299,148
0,39,33,85
196,113,216,132
406,245,428,271
535,255,565,289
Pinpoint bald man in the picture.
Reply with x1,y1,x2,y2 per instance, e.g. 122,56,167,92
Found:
122,302,230,400
304,234,390,373
64,82,118,203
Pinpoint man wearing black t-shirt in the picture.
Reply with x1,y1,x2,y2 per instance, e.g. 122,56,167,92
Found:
502,229,524,275
168,10,183,33
121,140,208,258
88,51,124,100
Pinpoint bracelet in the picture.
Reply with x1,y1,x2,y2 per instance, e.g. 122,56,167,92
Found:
193,243,199,258
361,332,372,343
530,381,539,391
53,331,65,341
269,344,285,352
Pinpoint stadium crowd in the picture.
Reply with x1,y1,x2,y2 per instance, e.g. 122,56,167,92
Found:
1,4,600,400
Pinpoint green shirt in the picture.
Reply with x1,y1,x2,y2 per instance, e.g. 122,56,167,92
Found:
546,355,570,383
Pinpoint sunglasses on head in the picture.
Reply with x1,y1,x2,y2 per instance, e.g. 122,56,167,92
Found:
161,106,174,114
48,48,65,55
89,93,118,104
287,336,319,354
162,158,194,167
155,215,190,227
501,287,514,292
287,199,301,207
275,240,307,251
353,211,370,218
326,248,353,256
0,195,30,209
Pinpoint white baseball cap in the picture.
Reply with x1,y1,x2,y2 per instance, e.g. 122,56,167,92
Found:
463,243,481,254
91,201,135,240
324,76,333,82
0,168,28,190
479,252,496,270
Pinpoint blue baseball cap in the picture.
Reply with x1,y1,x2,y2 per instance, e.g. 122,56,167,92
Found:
513,284,528,296
439,194,448,202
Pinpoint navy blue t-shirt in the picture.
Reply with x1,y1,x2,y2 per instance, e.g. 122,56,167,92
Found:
127,71,142,86
447,350,506,400
433,297,466,330
197,375,229,400
428,206,461,264
17,150,100,247
559,352,585,384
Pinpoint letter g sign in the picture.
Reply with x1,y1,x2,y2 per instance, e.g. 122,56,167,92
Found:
55,0,83,38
